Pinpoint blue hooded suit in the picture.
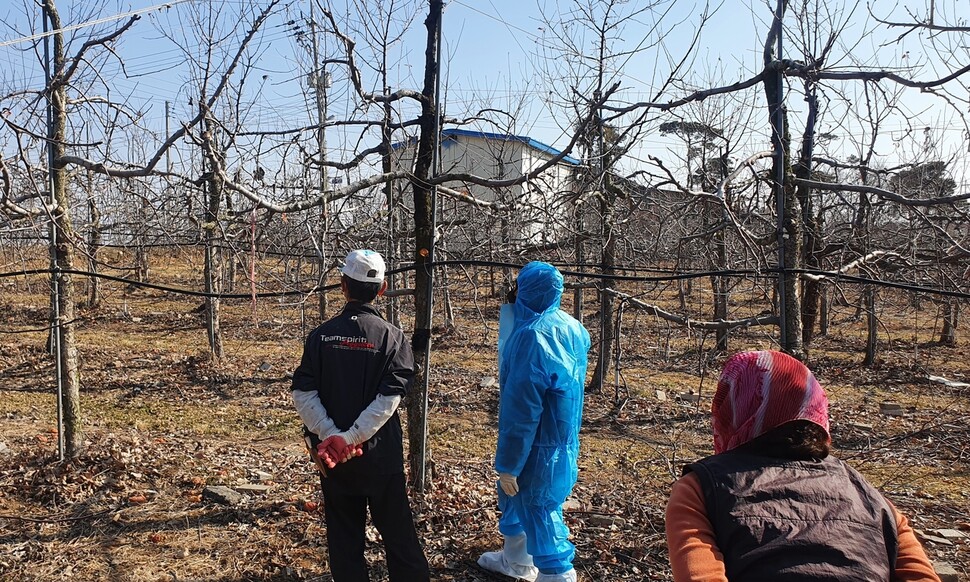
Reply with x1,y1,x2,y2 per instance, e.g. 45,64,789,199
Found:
495,261,591,574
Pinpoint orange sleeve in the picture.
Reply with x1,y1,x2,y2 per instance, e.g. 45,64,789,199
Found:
890,502,941,582
665,472,729,582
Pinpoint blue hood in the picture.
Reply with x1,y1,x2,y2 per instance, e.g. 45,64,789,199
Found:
514,261,563,316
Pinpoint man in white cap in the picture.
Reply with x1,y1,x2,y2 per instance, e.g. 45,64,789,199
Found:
292,249,430,581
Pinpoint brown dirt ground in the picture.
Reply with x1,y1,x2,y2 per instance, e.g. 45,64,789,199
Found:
1,254,969,581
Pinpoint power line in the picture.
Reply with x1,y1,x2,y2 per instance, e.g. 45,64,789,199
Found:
3,263,969,302
449,0,537,38
0,0,195,48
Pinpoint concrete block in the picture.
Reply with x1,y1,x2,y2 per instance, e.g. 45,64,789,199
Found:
916,529,953,546
233,484,272,495
933,562,959,582
203,485,244,506
931,529,967,539
562,497,584,512
879,401,905,416
586,514,626,528
928,375,970,388
252,469,275,482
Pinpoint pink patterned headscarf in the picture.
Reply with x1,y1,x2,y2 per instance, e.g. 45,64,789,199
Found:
712,350,830,454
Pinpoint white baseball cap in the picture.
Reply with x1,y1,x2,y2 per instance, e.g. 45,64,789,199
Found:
341,249,386,283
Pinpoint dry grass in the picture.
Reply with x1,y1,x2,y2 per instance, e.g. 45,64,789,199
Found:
1,247,969,580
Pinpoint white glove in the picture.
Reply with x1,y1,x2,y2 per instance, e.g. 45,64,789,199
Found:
498,472,519,496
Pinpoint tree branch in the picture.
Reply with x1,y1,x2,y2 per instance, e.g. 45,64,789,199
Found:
797,178,970,207
603,71,769,115
57,0,281,178
603,287,779,331
57,15,141,89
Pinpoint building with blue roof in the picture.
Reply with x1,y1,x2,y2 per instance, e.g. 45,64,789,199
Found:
393,128,584,252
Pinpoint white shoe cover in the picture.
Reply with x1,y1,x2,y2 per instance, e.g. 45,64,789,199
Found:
477,550,539,581
477,534,538,581
535,568,577,582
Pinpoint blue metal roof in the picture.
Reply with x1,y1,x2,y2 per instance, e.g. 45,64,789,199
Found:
389,135,417,151
441,128,581,166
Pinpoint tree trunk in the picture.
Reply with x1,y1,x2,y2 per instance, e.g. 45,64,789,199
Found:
223,193,236,294
713,199,729,352
135,195,150,283
86,185,101,309
818,281,830,337
573,201,584,323
797,82,821,347
590,179,617,392
940,299,958,346
441,242,454,330
317,210,329,319
202,120,224,360
382,90,400,327
45,0,82,457
763,6,803,358
225,247,237,294
677,243,690,311
407,0,443,494
713,270,729,351
802,277,820,344
863,284,877,366
203,195,224,359
779,171,803,358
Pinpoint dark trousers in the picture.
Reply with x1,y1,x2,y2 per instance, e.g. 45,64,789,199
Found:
320,471,430,582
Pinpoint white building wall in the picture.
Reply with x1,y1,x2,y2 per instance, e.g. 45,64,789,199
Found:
439,134,524,201
391,132,578,252
520,149,578,246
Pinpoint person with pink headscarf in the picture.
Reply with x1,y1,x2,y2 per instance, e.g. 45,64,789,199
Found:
665,350,940,582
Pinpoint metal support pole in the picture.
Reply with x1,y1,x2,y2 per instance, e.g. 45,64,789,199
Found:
309,0,329,202
309,0,330,317
773,0,788,350
594,89,606,391
43,9,65,461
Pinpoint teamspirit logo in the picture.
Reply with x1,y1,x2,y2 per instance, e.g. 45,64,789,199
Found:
320,335,376,350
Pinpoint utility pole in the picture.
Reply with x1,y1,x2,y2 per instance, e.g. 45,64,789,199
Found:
165,100,171,172
309,0,331,318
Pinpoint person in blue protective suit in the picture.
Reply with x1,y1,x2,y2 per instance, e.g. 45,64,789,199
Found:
478,261,591,582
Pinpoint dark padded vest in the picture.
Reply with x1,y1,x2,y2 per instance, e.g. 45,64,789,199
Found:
686,452,898,581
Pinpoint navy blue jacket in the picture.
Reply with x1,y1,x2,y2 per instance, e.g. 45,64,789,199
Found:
292,301,413,477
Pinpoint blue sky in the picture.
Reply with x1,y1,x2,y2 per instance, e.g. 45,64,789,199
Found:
441,0,765,151
1,0,967,186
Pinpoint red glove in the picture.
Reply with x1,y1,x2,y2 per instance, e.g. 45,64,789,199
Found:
317,434,362,468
